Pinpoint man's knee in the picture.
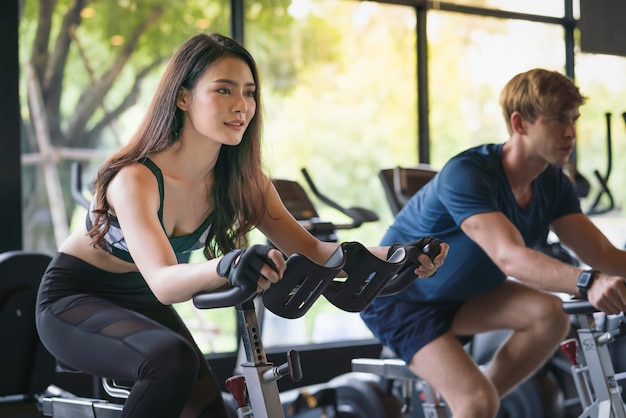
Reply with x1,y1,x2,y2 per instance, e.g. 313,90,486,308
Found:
449,378,500,418
517,294,570,349
534,294,570,331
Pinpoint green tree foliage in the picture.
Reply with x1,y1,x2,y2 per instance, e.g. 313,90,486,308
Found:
19,0,231,250
249,2,420,245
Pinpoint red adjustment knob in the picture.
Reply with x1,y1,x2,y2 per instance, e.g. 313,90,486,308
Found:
226,375,248,407
560,338,578,366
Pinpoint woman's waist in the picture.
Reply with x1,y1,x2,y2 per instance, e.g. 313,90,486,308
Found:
59,229,139,274
40,252,153,300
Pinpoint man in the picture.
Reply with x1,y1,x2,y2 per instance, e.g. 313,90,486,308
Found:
361,68,626,418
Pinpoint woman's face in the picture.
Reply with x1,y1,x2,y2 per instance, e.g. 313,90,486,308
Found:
177,55,256,147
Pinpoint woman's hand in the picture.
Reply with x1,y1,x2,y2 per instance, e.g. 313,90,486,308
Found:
217,244,287,291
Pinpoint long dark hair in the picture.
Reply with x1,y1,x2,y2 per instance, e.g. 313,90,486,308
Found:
89,33,267,259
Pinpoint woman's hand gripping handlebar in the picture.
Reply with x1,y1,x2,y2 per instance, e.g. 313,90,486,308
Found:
193,244,286,309
217,244,285,292
193,246,345,313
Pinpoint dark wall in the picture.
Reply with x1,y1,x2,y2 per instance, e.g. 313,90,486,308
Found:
580,0,626,57
0,0,22,252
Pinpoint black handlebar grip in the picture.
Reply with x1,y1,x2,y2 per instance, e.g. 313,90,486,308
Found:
379,239,441,297
422,241,441,261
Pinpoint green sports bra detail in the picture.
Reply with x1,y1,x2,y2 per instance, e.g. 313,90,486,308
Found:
86,157,212,263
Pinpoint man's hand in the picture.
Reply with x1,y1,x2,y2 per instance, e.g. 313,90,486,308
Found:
217,244,286,292
587,273,626,315
388,237,448,278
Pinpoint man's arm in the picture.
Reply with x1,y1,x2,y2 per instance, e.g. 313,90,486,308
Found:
552,213,626,313
460,211,582,295
551,213,626,274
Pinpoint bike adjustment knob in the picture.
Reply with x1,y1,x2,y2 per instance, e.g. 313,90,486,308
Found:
560,338,578,365
226,375,248,407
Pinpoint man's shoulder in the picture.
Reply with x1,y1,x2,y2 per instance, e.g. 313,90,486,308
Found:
455,143,501,160
443,143,502,175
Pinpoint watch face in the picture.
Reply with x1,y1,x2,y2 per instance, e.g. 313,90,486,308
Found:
578,271,594,288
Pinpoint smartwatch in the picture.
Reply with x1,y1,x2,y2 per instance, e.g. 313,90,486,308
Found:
576,269,598,299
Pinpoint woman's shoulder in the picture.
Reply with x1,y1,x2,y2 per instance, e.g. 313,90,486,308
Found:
112,161,159,185
107,162,161,208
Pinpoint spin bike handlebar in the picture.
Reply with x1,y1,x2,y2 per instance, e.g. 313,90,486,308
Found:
300,168,379,229
562,298,599,315
562,298,626,346
194,248,346,313
193,286,258,310
193,240,442,315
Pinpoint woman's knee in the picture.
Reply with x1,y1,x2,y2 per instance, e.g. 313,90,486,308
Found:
132,332,200,383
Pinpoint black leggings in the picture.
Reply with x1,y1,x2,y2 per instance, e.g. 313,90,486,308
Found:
36,253,229,418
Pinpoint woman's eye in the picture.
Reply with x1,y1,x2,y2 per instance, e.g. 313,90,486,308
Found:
217,88,230,94
245,90,256,97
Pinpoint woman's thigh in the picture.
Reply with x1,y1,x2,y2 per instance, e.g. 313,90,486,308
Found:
38,294,198,380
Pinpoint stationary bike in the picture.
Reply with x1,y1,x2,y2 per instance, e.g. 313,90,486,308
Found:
194,238,436,418
559,298,626,418
41,164,425,418
351,296,626,418
42,238,425,418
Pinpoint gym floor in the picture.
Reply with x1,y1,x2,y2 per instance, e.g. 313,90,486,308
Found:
0,402,45,418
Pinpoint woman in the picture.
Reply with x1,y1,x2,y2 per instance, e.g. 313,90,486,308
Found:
35,33,447,418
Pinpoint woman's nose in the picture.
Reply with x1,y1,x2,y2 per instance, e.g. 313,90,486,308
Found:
232,95,247,113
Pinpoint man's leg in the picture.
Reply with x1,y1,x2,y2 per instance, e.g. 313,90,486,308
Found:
408,332,500,418
451,279,570,397
407,280,569,418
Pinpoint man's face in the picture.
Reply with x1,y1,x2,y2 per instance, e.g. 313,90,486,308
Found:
525,107,580,167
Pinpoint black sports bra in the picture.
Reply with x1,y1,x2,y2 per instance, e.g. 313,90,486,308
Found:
86,157,211,263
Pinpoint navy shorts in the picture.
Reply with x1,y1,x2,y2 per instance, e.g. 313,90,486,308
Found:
360,298,472,363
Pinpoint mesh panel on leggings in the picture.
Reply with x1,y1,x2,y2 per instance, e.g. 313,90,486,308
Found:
57,298,161,338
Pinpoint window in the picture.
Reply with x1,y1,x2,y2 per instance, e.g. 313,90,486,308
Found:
573,52,626,245
427,10,567,167
245,0,419,347
18,0,626,355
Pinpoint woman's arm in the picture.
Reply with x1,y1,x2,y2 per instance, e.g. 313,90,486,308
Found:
108,164,284,305
257,178,445,277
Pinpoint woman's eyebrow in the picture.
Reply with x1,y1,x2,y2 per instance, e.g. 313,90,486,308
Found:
212,78,256,88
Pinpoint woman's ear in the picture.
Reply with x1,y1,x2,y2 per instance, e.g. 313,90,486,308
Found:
176,87,189,111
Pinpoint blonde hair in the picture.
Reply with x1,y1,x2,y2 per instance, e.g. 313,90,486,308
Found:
499,68,587,135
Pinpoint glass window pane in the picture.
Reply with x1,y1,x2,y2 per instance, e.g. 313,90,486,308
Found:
444,0,566,17
20,0,235,354
428,11,566,167
574,52,626,242
245,0,418,346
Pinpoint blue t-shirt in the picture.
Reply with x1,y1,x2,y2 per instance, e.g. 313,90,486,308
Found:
377,143,581,303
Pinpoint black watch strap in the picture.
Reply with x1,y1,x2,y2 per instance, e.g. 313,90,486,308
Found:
576,269,598,299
